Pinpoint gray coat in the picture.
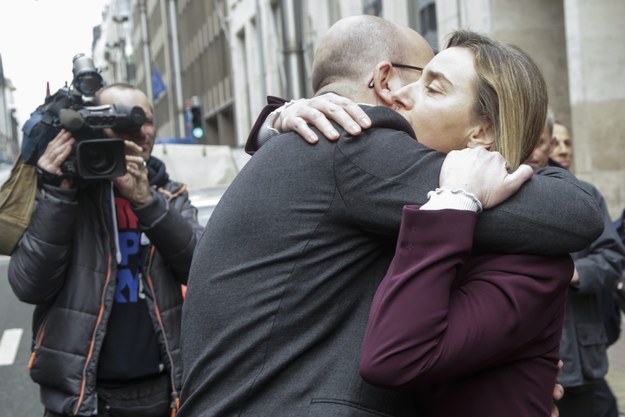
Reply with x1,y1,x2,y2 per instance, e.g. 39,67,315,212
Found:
178,106,603,417
558,180,625,387
8,166,203,415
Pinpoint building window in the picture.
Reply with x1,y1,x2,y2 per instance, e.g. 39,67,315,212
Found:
420,3,437,34
408,0,438,52
362,0,382,16
328,0,341,24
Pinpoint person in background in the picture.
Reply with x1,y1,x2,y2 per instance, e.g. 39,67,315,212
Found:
551,121,574,170
178,15,602,417
526,116,625,417
524,108,556,169
8,83,203,417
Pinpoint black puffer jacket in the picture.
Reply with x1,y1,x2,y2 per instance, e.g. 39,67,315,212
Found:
8,156,203,415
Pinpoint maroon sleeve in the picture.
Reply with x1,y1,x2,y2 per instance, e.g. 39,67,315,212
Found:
359,206,572,388
244,96,288,155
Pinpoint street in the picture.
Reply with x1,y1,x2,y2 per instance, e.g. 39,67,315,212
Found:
0,255,41,416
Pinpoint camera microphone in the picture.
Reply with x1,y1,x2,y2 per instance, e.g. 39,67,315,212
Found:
59,108,85,131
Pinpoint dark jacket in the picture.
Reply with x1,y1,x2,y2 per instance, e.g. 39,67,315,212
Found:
558,180,625,388
178,106,603,417
360,207,572,417
615,210,625,242
8,156,203,415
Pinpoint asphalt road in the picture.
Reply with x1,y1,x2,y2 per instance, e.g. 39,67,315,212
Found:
0,255,41,416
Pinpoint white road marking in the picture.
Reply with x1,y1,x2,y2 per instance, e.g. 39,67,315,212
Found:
0,328,23,366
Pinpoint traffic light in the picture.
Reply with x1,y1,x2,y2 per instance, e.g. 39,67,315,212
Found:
190,104,205,140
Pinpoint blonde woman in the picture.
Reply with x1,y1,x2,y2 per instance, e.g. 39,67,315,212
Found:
358,30,568,417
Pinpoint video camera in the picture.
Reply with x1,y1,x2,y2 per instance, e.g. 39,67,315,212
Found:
33,53,146,180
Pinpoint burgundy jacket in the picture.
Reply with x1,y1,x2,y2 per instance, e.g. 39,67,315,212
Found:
360,207,573,417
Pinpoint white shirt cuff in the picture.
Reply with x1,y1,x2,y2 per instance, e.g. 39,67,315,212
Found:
420,188,483,212
256,110,281,148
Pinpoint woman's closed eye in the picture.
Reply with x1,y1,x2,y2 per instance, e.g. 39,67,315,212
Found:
425,83,442,94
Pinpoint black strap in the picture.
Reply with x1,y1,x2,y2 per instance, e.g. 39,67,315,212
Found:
36,165,64,188
44,410,72,417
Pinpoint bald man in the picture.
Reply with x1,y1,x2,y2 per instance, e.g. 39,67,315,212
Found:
178,15,602,417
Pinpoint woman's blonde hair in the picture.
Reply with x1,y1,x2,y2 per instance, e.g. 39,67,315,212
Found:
446,30,548,169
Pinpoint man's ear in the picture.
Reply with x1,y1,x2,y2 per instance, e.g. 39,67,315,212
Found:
467,121,495,150
371,61,396,106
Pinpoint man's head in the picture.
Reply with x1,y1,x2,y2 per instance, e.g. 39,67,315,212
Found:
525,108,555,169
311,15,434,106
96,83,156,161
550,121,573,170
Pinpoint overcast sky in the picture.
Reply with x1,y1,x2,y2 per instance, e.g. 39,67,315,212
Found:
0,0,107,134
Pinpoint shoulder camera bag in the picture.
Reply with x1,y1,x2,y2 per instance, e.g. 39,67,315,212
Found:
0,155,37,255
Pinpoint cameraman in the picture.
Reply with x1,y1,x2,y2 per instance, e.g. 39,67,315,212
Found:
8,83,203,417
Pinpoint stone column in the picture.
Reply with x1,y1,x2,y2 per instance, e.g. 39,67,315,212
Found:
564,0,625,218
437,0,570,131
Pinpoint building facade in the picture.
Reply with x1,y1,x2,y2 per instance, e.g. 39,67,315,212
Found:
111,0,236,145
0,53,19,165
93,0,625,218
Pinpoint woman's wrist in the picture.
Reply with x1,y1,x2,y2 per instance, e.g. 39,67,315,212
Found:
421,187,483,213
257,99,306,146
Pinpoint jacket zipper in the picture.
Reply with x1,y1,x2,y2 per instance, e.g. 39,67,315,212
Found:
145,186,186,416
73,185,115,415
144,244,180,415
72,252,112,415
28,319,48,369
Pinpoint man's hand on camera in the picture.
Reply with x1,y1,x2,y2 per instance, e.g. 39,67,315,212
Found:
37,129,75,189
275,93,371,143
113,141,153,207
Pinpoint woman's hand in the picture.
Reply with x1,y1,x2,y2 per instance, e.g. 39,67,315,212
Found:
275,93,371,143
551,360,564,417
439,148,533,209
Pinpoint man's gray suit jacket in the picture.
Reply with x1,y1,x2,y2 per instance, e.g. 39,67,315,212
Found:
178,105,603,417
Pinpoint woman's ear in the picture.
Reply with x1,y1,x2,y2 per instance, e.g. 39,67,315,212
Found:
371,61,396,106
467,121,495,150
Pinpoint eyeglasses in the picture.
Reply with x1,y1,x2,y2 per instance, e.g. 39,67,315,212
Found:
368,63,424,88
392,63,424,72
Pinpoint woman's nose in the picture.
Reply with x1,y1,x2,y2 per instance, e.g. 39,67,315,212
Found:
394,86,416,109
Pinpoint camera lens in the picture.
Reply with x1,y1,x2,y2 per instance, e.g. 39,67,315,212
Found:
72,53,103,96
83,145,115,175
77,74,104,97
76,139,126,180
